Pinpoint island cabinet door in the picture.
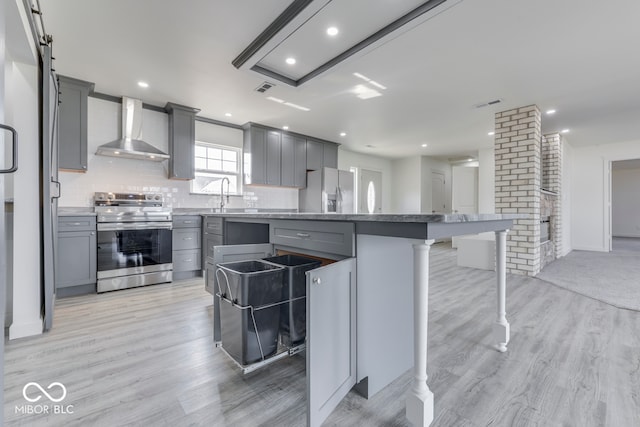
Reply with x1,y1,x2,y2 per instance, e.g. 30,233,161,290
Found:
307,258,357,427
210,243,275,342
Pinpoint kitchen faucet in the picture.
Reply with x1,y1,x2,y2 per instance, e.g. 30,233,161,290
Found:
219,177,230,211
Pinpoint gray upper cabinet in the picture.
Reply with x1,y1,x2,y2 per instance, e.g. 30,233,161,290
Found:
306,139,324,171
57,75,94,172
243,125,267,185
165,102,200,180
323,142,338,169
282,133,307,188
266,129,281,185
244,123,337,187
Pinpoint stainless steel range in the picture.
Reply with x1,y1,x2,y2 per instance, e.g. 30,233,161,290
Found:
95,192,173,293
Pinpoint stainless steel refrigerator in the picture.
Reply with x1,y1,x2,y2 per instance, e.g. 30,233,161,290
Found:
299,167,354,213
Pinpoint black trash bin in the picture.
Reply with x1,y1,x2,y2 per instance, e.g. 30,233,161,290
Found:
263,255,322,347
216,260,286,365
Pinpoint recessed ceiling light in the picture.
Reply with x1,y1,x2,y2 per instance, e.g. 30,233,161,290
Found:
467,158,473,162
149,155,155,159
561,128,570,133
546,109,556,115
225,112,232,117
114,151,120,155
340,132,346,137
327,27,339,36
421,144,428,148
137,81,149,88
285,57,296,65
488,131,495,136
353,84,382,100
283,126,289,130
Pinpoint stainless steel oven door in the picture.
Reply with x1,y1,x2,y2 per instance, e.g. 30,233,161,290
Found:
97,221,173,281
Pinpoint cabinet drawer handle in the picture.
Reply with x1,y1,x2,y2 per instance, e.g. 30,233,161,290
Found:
312,277,321,285
90,231,95,235
71,222,83,226
183,259,192,262
296,232,310,238
183,237,193,240
183,221,193,224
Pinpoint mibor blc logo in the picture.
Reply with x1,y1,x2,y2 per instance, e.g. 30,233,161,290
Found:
15,382,74,415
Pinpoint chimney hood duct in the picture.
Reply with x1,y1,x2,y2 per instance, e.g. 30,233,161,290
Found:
96,97,170,161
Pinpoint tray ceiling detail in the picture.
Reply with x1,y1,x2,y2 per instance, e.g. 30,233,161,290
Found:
233,0,462,87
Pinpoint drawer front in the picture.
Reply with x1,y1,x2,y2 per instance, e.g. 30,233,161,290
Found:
172,249,201,272
204,234,224,261
173,215,202,228
173,228,201,250
203,216,224,234
58,216,97,232
270,220,354,257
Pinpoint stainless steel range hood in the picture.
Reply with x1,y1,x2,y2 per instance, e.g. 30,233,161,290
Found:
96,97,170,161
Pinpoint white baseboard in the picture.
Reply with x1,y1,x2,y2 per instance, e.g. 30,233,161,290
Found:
9,316,43,339
571,245,608,252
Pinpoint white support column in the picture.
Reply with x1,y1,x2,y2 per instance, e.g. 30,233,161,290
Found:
406,239,435,426
493,230,510,352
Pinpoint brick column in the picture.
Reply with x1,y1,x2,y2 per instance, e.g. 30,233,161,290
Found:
494,105,541,276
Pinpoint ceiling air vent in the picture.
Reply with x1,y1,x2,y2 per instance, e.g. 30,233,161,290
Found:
255,81,275,93
474,98,502,109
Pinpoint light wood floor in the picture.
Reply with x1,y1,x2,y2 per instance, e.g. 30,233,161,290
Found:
4,244,640,426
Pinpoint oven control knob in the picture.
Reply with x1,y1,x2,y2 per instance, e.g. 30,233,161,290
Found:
154,194,161,201
107,193,115,200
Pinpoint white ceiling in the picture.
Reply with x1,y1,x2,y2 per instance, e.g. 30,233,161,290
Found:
40,0,640,159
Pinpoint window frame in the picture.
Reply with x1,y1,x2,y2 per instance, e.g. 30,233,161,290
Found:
190,141,243,196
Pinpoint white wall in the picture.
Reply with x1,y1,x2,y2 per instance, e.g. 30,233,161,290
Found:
572,140,640,251
478,147,495,213
338,148,393,213
391,156,422,213
6,58,42,339
421,156,452,213
612,166,640,237
561,140,573,256
58,98,298,210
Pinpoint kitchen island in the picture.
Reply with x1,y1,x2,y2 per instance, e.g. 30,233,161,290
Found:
201,212,519,427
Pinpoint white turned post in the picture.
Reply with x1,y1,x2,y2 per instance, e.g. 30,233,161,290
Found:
406,239,435,427
493,230,510,352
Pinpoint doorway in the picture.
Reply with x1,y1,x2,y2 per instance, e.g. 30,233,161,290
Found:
359,169,382,214
611,159,640,253
431,171,446,213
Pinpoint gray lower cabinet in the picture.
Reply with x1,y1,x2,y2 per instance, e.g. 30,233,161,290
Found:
172,215,202,278
57,75,94,172
56,216,97,295
210,232,356,427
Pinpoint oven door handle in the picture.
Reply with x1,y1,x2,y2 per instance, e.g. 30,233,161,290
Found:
97,222,173,231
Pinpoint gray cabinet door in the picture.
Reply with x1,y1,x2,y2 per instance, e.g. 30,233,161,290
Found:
243,126,267,185
294,136,307,188
56,230,97,288
266,129,281,185
280,133,295,187
166,103,199,180
210,243,275,341
307,258,357,427
323,143,338,169
306,139,324,171
58,75,94,171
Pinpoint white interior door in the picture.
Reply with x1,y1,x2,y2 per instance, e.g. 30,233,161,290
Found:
359,169,382,213
431,171,446,213
452,166,478,214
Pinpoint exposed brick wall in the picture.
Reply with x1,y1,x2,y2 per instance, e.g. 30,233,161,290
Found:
494,105,541,276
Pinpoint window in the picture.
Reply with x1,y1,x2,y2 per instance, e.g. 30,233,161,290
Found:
191,142,242,195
